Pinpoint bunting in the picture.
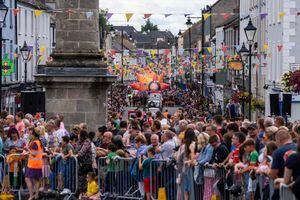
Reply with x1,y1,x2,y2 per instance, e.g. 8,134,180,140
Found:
34,10,43,17
106,12,113,20
144,14,152,19
203,13,212,20
12,8,20,16
278,12,286,18
125,13,134,22
277,44,283,52
164,14,172,18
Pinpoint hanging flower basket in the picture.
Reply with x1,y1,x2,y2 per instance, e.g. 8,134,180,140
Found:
282,70,300,93
231,91,250,103
252,98,265,111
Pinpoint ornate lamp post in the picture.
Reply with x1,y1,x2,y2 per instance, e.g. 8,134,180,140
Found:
20,41,31,85
185,16,193,84
243,18,257,121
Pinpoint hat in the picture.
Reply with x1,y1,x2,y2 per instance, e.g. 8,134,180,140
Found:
248,123,257,130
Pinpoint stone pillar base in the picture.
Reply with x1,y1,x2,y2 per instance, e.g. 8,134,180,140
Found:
35,75,115,131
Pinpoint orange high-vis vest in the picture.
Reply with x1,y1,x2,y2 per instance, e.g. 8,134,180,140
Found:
27,140,43,169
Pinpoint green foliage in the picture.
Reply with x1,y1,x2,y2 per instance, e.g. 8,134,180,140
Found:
141,19,159,33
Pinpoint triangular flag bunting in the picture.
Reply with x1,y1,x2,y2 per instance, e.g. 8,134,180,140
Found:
86,11,93,19
203,13,212,20
297,12,300,16
207,47,212,54
13,8,20,16
34,10,43,17
235,45,241,52
164,14,172,18
144,14,152,19
277,44,283,52
263,43,268,50
223,13,231,20
125,13,134,22
106,12,113,20
278,12,286,18
260,13,268,19
222,46,227,53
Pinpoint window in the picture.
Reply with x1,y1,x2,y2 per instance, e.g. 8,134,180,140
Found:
24,10,27,35
31,11,34,35
9,0,13,29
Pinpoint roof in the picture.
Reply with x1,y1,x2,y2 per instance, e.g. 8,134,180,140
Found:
18,0,50,10
113,26,174,49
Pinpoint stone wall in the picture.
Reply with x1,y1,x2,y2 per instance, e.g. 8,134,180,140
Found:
55,0,100,53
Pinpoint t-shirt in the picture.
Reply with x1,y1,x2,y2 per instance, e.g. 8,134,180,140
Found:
285,152,300,180
62,143,75,155
107,152,117,172
87,180,99,197
231,144,241,164
247,150,259,166
210,144,229,164
142,157,154,178
16,121,25,138
271,143,297,178
159,140,176,159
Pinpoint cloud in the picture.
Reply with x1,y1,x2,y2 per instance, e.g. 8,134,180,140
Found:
100,0,217,34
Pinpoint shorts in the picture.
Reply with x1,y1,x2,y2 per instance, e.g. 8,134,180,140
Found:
143,176,156,193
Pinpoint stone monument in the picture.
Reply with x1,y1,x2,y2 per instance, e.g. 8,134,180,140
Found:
36,0,116,131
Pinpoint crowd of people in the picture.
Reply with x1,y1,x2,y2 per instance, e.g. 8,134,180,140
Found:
0,108,299,200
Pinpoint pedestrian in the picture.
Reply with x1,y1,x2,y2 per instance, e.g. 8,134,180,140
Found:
139,147,156,200
24,128,44,200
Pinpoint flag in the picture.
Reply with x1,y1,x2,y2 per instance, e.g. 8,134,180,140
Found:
203,13,212,20
277,44,283,52
34,10,43,17
13,8,20,16
164,14,172,18
125,13,134,22
260,13,268,19
144,14,152,19
263,43,268,50
278,12,286,18
223,13,231,20
106,12,113,20
207,47,212,54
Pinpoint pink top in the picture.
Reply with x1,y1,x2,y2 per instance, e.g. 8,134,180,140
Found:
60,122,65,130
16,121,25,138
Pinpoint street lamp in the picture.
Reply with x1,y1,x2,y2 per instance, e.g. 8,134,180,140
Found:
239,42,249,117
186,16,193,84
244,18,257,121
0,0,8,110
20,41,31,84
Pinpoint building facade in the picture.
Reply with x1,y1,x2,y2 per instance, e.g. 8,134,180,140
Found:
1,0,52,113
265,0,300,121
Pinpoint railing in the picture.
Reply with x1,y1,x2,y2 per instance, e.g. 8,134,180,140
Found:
0,154,78,200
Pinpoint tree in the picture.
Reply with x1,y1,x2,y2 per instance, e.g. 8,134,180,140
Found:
141,19,159,33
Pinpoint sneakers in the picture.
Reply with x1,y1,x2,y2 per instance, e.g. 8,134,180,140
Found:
60,188,71,195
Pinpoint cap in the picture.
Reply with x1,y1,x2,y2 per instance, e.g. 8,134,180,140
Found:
248,123,257,130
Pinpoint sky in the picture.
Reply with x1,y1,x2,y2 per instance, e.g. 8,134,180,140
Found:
100,0,218,35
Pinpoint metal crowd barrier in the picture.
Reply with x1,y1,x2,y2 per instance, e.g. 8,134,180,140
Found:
149,159,177,200
50,155,78,196
97,156,142,199
280,183,297,200
94,156,297,200
0,153,78,200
